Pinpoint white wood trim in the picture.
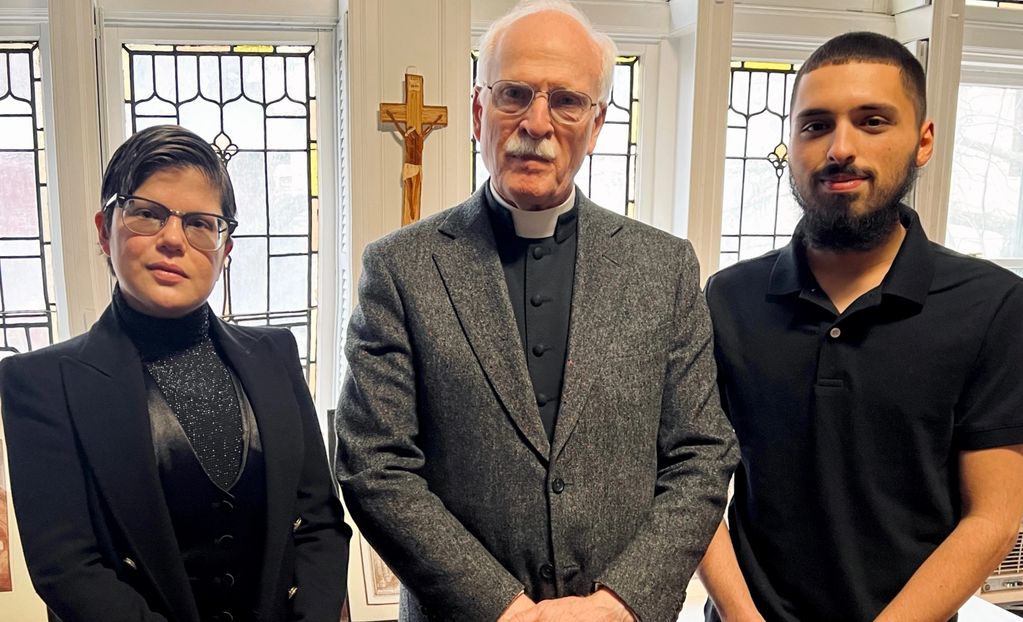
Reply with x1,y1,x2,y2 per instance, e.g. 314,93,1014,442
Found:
683,0,735,283
47,0,113,338
641,40,681,234
98,11,336,30
312,28,341,436
0,7,45,25
899,0,966,243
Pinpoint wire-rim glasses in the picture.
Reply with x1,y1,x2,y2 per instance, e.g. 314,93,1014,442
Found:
483,80,599,124
104,194,238,251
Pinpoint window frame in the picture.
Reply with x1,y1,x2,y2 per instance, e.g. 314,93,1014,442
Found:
0,17,67,345
94,20,341,433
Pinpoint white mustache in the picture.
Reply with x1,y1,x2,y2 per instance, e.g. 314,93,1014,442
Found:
504,134,556,161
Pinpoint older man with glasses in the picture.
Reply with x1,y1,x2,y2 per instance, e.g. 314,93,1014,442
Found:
335,2,737,621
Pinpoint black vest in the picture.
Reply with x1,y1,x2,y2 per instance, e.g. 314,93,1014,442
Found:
147,373,267,622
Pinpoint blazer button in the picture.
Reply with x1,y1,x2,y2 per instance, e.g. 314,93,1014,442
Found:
288,586,298,600
293,517,303,532
215,534,235,549
551,478,565,494
532,246,545,259
539,563,555,580
122,557,137,570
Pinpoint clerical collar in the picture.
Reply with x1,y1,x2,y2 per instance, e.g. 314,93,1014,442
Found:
488,180,576,239
112,285,212,361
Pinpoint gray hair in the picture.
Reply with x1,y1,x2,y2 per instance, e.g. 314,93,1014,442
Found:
475,0,618,104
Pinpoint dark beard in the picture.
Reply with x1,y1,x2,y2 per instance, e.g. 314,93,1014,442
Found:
790,159,917,252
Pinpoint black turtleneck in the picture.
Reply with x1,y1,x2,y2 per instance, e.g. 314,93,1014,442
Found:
113,287,243,489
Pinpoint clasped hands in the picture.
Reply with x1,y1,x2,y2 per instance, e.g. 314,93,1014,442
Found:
498,588,635,622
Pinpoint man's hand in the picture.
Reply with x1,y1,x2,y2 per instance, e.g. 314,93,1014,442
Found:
507,588,635,622
497,593,537,622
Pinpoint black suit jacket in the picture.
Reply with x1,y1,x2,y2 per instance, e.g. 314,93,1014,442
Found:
0,305,350,622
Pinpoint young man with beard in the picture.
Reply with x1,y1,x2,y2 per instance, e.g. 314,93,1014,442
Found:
699,32,1023,622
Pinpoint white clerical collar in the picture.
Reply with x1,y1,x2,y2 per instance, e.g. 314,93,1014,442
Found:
489,180,576,239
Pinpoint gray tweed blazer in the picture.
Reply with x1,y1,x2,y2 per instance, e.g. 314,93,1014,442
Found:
336,187,737,622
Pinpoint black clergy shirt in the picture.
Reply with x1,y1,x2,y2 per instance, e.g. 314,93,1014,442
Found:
705,205,1023,622
486,185,578,442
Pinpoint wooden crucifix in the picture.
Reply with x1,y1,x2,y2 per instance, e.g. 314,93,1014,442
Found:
379,72,448,225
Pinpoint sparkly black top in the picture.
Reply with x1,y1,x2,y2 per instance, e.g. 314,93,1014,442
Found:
113,287,243,489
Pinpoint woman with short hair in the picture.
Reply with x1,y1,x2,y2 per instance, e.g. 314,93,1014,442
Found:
0,125,349,622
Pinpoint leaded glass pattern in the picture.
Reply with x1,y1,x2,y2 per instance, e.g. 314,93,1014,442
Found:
471,54,640,217
0,42,55,359
122,44,319,389
720,60,801,269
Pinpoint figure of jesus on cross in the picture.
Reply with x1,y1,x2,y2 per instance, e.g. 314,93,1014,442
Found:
379,72,448,225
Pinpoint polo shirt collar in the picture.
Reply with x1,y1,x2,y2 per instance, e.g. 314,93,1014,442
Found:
767,204,934,307
767,234,811,296
879,205,934,306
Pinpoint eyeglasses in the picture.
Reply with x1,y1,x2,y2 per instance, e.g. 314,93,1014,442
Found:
483,80,599,125
104,194,237,251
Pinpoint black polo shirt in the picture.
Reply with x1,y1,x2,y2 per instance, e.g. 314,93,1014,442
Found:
705,205,1023,622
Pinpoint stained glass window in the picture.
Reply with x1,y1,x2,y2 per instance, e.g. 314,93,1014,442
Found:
947,83,1023,277
720,60,801,269
471,53,640,217
122,43,320,389
965,0,1023,8
0,42,55,359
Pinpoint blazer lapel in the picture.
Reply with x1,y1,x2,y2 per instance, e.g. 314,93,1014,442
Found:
212,321,303,617
432,192,550,461
552,200,627,460
63,306,199,622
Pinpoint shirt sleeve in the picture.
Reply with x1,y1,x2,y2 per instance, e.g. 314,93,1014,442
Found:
954,278,1023,450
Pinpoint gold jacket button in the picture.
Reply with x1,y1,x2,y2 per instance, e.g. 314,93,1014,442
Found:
287,586,298,600
123,557,137,570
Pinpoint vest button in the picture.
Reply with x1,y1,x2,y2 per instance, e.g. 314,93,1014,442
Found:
530,294,545,307
211,500,235,513
213,572,235,588
551,478,565,494
532,344,548,357
532,246,545,259
536,393,549,407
